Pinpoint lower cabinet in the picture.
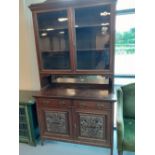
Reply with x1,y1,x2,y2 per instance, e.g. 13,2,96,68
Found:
36,98,113,149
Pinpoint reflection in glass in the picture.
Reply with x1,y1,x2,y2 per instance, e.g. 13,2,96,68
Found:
77,50,110,70
75,5,110,26
37,11,68,30
76,26,110,50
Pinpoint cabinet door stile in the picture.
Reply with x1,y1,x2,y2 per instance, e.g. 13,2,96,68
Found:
67,7,76,73
36,99,45,137
70,102,77,139
109,3,116,77
32,12,43,73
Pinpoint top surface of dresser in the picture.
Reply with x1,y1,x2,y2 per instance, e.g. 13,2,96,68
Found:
33,86,116,102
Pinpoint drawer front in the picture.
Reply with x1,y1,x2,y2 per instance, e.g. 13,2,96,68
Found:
37,98,72,108
74,100,112,110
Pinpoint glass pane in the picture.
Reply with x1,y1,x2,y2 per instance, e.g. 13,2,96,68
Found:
75,5,111,70
114,77,135,85
115,14,135,75
37,10,71,70
116,0,135,10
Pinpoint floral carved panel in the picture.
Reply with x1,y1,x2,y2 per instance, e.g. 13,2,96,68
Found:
45,111,69,135
79,114,105,139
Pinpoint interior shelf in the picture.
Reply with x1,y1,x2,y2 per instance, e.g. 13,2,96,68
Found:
75,23,110,29
40,48,109,52
41,50,69,53
40,49,110,53
39,26,68,31
39,23,110,32
77,48,109,51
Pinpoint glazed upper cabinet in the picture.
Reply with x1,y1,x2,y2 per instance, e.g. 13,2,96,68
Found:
30,0,116,74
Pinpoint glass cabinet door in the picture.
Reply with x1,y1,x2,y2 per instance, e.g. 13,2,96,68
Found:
37,10,71,70
74,5,111,70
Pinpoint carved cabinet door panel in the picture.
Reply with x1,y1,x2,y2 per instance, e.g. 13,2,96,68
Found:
36,99,73,140
74,109,111,146
41,109,73,140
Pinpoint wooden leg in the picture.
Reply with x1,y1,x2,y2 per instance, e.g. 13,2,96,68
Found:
118,151,123,155
110,147,113,155
41,139,44,146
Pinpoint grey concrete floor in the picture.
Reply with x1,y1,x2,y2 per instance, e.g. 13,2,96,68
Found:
19,130,135,155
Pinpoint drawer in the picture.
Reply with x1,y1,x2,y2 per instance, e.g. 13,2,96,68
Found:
37,98,72,108
74,100,112,110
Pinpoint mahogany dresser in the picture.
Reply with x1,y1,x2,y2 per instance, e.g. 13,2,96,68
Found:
29,0,117,154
